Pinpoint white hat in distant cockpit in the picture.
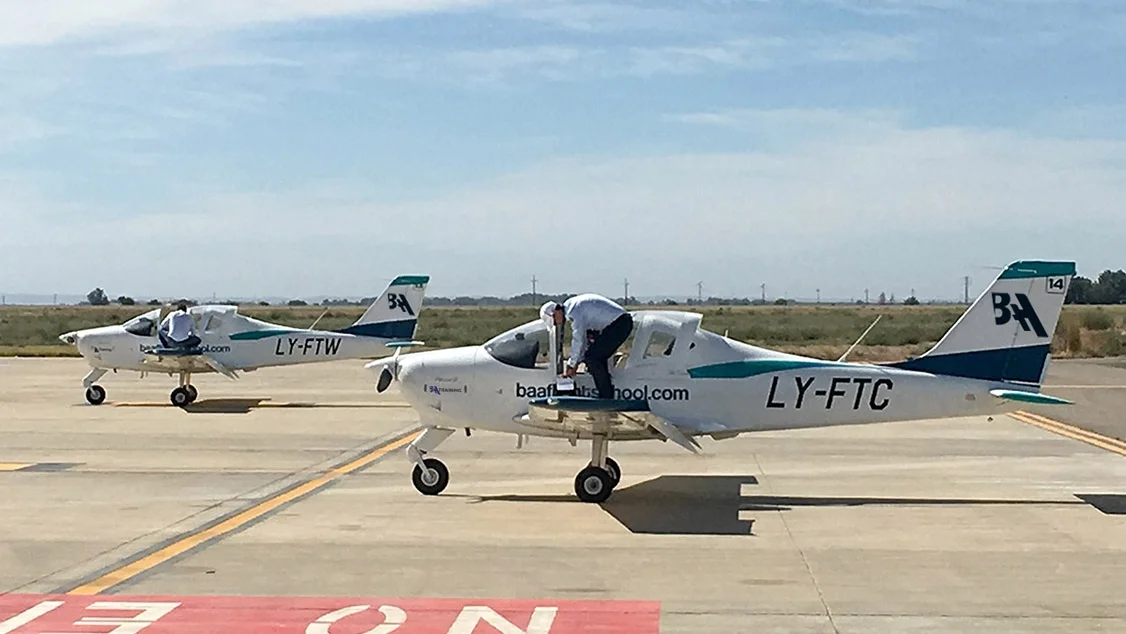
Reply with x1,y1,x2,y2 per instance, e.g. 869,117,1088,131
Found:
539,301,559,324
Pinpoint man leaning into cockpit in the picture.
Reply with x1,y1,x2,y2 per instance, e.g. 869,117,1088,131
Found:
540,294,633,399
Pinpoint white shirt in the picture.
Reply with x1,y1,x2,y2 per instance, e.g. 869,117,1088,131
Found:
162,311,196,342
563,294,626,367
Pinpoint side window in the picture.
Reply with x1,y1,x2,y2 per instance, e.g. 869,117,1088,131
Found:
643,331,677,358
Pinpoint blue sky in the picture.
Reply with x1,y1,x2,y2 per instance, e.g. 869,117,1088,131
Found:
1,0,1124,302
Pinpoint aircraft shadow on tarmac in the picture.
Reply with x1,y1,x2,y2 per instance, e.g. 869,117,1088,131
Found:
105,399,406,414
460,475,1113,536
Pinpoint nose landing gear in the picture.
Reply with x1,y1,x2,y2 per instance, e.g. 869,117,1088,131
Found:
82,368,108,405
407,427,456,495
85,385,106,405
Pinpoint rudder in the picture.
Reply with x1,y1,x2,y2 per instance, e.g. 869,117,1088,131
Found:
891,260,1075,385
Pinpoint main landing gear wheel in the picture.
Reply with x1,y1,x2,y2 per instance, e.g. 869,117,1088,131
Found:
603,457,621,487
574,466,614,503
170,387,193,408
185,385,198,403
85,385,106,405
412,458,449,496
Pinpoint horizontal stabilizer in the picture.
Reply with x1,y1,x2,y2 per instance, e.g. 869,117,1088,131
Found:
989,389,1073,406
385,340,426,348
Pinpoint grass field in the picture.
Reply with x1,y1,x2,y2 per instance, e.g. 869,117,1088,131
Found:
3,303,1125,362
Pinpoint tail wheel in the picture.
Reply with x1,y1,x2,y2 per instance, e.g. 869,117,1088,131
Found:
412,458,449,496
85,385,106,405
574,466,614,503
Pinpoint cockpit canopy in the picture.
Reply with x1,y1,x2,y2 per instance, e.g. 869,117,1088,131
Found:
482,319,551,369
122,308,161,337
480,309,792,373
120,304,282,339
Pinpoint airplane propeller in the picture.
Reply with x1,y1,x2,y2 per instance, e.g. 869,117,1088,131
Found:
377,352,399,393
368,341,422,393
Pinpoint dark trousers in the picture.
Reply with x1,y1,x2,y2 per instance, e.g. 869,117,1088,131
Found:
160,331,201,349
583,313,633,399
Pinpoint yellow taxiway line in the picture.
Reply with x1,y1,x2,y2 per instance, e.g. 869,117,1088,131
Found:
67,430,420,595
0,463,34,472
1010,411,1126,457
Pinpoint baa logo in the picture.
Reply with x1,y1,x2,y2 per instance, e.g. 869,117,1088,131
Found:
992,292,1048,337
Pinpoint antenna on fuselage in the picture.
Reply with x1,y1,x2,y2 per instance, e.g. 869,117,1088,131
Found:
837,314,882,363
308,307,330,330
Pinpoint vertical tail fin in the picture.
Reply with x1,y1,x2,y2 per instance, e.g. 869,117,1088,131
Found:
337,275,429,340
891,261,1075,385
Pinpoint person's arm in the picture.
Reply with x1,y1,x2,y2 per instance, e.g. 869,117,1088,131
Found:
568,312,587,368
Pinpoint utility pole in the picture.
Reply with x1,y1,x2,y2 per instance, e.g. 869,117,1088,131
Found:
816,288,820,304
963,276,970,304
696,281,703,304
624,278,629,305
760,283,766,303
865,288,870,304
531,275,538,306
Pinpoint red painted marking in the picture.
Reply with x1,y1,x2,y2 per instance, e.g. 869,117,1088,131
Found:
0,594,660,634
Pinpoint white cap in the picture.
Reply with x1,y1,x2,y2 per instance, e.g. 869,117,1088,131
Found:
539,301,559,324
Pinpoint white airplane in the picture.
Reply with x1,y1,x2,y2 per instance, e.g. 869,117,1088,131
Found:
367,260,1075,503
59,275,429,407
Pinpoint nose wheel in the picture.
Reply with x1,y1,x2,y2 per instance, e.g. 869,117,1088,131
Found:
85,385,106,405
412,458,450,495
82,368,108,405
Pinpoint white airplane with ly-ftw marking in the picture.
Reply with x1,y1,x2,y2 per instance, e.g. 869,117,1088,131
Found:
367,260,1076,503
59,275,429,407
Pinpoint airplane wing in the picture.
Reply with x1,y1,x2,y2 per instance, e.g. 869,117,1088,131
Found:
516,396,704,454
141,348,240,380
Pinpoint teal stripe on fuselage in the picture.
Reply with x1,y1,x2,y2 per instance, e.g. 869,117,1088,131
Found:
229,329,300,341
998,261,1076,279
687,359,841,379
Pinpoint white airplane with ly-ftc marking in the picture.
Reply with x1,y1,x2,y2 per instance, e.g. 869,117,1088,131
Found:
59,275,429,407
367,260,1075,503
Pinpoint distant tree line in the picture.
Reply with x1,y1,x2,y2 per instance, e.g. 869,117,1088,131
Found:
76,270,1125,310
1065,270,1126,304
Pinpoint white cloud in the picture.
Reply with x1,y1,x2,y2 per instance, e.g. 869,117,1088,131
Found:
0,0,502,48
4,109,1123,298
